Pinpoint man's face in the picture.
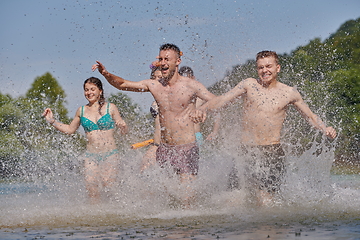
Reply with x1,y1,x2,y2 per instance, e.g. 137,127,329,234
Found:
158,50,181,80
256,56,280,83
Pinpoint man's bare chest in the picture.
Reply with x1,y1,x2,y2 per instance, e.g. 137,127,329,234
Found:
152,86,196,112
245,90,290,112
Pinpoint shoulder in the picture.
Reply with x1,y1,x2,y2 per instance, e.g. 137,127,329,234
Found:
107,102,119,111
75,106,83,117
290,86,303,99
244,77,257,83
279,82,299,94
242,77,257,86
76,106,83,113
142,78,159,86
179,75,194,83
143,79,164,91
185,76,206,89
278,83,302,102
235,77,257,89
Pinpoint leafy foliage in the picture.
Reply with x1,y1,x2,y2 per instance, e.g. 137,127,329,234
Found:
0,73,83,179
25,72,68,122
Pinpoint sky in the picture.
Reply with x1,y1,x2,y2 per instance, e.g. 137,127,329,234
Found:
1,0,359,116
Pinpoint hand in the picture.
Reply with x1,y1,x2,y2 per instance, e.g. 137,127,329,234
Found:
92,61,107,75
42,108,52,117
42,108,55,124
206,132,217,141
150,60,161,69
190,109,207,123
120,123,128,135
325,127,337,139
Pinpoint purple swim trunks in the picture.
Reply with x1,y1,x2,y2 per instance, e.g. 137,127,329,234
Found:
156,142,199,175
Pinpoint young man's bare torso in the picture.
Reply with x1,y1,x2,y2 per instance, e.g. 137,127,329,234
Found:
150,75,203,145
238,78,300,145
92,45,215,146
197,52,336,144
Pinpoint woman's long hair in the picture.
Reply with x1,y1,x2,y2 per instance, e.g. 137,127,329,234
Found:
84,77,105,115
150,66,161,79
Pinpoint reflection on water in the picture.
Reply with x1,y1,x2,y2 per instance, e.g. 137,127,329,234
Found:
0,210,360,239
1,140,360,239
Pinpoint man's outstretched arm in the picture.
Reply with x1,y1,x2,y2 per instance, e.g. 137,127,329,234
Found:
92,61,149,92
191,78,249,123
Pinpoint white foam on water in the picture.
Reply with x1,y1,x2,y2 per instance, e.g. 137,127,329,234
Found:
1,138,359,229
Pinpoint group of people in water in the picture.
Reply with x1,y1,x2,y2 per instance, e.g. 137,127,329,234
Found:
43,43,337,207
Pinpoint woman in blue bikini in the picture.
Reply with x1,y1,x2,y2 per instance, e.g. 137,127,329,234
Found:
42,77,128,203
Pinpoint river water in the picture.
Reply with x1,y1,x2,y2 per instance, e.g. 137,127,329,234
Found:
1,142,360,239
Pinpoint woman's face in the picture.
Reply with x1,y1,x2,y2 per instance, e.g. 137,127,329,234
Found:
152,70,162,81
84,82,102,103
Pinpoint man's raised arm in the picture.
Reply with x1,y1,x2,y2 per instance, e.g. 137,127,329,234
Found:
92,61,149,92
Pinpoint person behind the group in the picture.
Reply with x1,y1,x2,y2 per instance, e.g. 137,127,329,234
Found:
140,65,162,172
193,50,337,206
92,43,216,207
42,77,128,203
178,66,220,145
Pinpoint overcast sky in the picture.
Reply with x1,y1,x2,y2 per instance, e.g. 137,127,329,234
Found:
1,0,359,116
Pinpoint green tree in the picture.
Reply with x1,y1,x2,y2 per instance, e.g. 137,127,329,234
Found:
0,93,24,178
0,92,12,106
328,67,360,162
25,72,68,122
0,73,84,179
327,18,360,66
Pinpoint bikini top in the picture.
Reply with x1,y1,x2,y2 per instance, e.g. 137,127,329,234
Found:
80,103,115,133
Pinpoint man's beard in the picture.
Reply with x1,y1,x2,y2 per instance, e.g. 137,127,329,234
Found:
163,68,176,81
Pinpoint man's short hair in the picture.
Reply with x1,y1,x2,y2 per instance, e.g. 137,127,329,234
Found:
160,43,182,58
256,51,279,64
179,66,194,78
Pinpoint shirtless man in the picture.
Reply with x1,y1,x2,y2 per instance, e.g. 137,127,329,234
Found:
193,50,337,205
92,43,216,206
